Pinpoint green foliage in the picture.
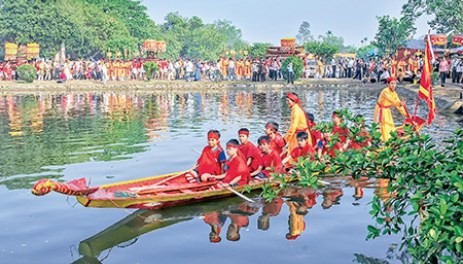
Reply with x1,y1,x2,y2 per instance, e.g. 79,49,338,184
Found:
281,56,304,81
248,42,271,58
296,21,313,44
305,41,339,59
0,1,247,60
402,0,463,34
264,108,463,263
143,62,159,80
16,64,36,83
373,15,415,56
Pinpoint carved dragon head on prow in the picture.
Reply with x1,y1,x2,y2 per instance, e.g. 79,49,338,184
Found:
32,179,54,196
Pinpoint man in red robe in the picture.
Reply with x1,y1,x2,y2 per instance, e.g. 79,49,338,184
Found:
238,128,263,179
326,111,350,157
258,136,284,178
265,122,286,157
185,130,226,183
202,139,250,187
282,131,315,166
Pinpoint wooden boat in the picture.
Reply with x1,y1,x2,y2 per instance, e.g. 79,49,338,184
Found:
32,170,272,209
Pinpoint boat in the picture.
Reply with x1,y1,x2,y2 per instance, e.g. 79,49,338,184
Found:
31,170,274,209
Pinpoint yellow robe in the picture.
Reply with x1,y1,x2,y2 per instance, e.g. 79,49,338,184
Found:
284,104,312,153
373,87,407,142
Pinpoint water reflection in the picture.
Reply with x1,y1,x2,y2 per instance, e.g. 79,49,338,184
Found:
71,183,404,264
0,88,460,189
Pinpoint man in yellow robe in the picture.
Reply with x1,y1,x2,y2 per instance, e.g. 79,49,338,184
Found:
373,77,407,142
284,93,312,154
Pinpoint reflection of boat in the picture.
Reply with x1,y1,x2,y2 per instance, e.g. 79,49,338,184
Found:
72,198,248,263
32,170,279,209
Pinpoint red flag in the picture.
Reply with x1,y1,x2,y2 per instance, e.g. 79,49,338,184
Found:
418,35,436,125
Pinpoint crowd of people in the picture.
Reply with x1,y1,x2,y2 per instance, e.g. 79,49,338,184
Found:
1,53,462,85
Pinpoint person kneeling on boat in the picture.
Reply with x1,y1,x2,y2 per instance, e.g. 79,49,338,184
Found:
282,132,315,167
238,128,264,180
201,139,250,188
186,130,226,183
258,136,284,179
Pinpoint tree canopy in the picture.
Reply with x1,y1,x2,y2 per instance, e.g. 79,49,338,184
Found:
402,0,463,34
373,15,415,56
0,1,248,60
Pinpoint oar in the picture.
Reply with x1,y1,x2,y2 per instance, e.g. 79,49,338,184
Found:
218,182,255,203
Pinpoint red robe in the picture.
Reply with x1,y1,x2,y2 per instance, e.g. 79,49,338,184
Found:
327,125,349,157
239,141,262,173
290,144,315,161
196,146,224,175
270,132,286,156
261,151,283,177
223,154,250,185
350,130,371,150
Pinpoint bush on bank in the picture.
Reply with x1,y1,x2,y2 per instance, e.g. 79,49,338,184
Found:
262,109,463,263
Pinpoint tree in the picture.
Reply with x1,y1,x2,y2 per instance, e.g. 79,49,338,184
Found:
249,42,271,58
296,21,313,44
373,15,415,56
402,0,463,34
318,30,345,51
281,56,304,81
305,41,339,59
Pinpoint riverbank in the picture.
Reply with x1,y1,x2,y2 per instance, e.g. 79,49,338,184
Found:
1,78,462,114
402,82,463,114
0,78,388,95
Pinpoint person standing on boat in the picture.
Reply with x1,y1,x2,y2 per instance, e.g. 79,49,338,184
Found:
201,139,250,187
373,77,408,142
284,93,312,155
185,130,226,183
238,128,263,180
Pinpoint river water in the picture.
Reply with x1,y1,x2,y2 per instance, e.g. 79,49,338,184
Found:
0,86,460,264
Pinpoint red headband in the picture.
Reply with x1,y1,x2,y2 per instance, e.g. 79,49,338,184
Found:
387,77,397,84
238,130,249,136
226,143,240,148
265,124,276,131
208,131,220,140
287,93,300,104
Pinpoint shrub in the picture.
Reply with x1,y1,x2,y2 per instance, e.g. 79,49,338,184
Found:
16,64,37,83
281,56,304,81
143,61,159,81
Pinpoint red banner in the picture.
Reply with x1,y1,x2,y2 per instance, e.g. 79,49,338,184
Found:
429,34,447,46
452,35,463,46
418,36,436,125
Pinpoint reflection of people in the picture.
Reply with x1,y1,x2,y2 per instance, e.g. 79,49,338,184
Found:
373,77,408,142
321,187,343,209
203,212,227,243
285,201,306,240
258,197,284,231
225,203,258,241
284,93,312,154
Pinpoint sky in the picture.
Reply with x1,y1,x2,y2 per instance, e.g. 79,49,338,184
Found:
146,0,430,46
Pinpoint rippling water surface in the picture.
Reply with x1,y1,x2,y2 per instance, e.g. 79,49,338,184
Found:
0,86,460,264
